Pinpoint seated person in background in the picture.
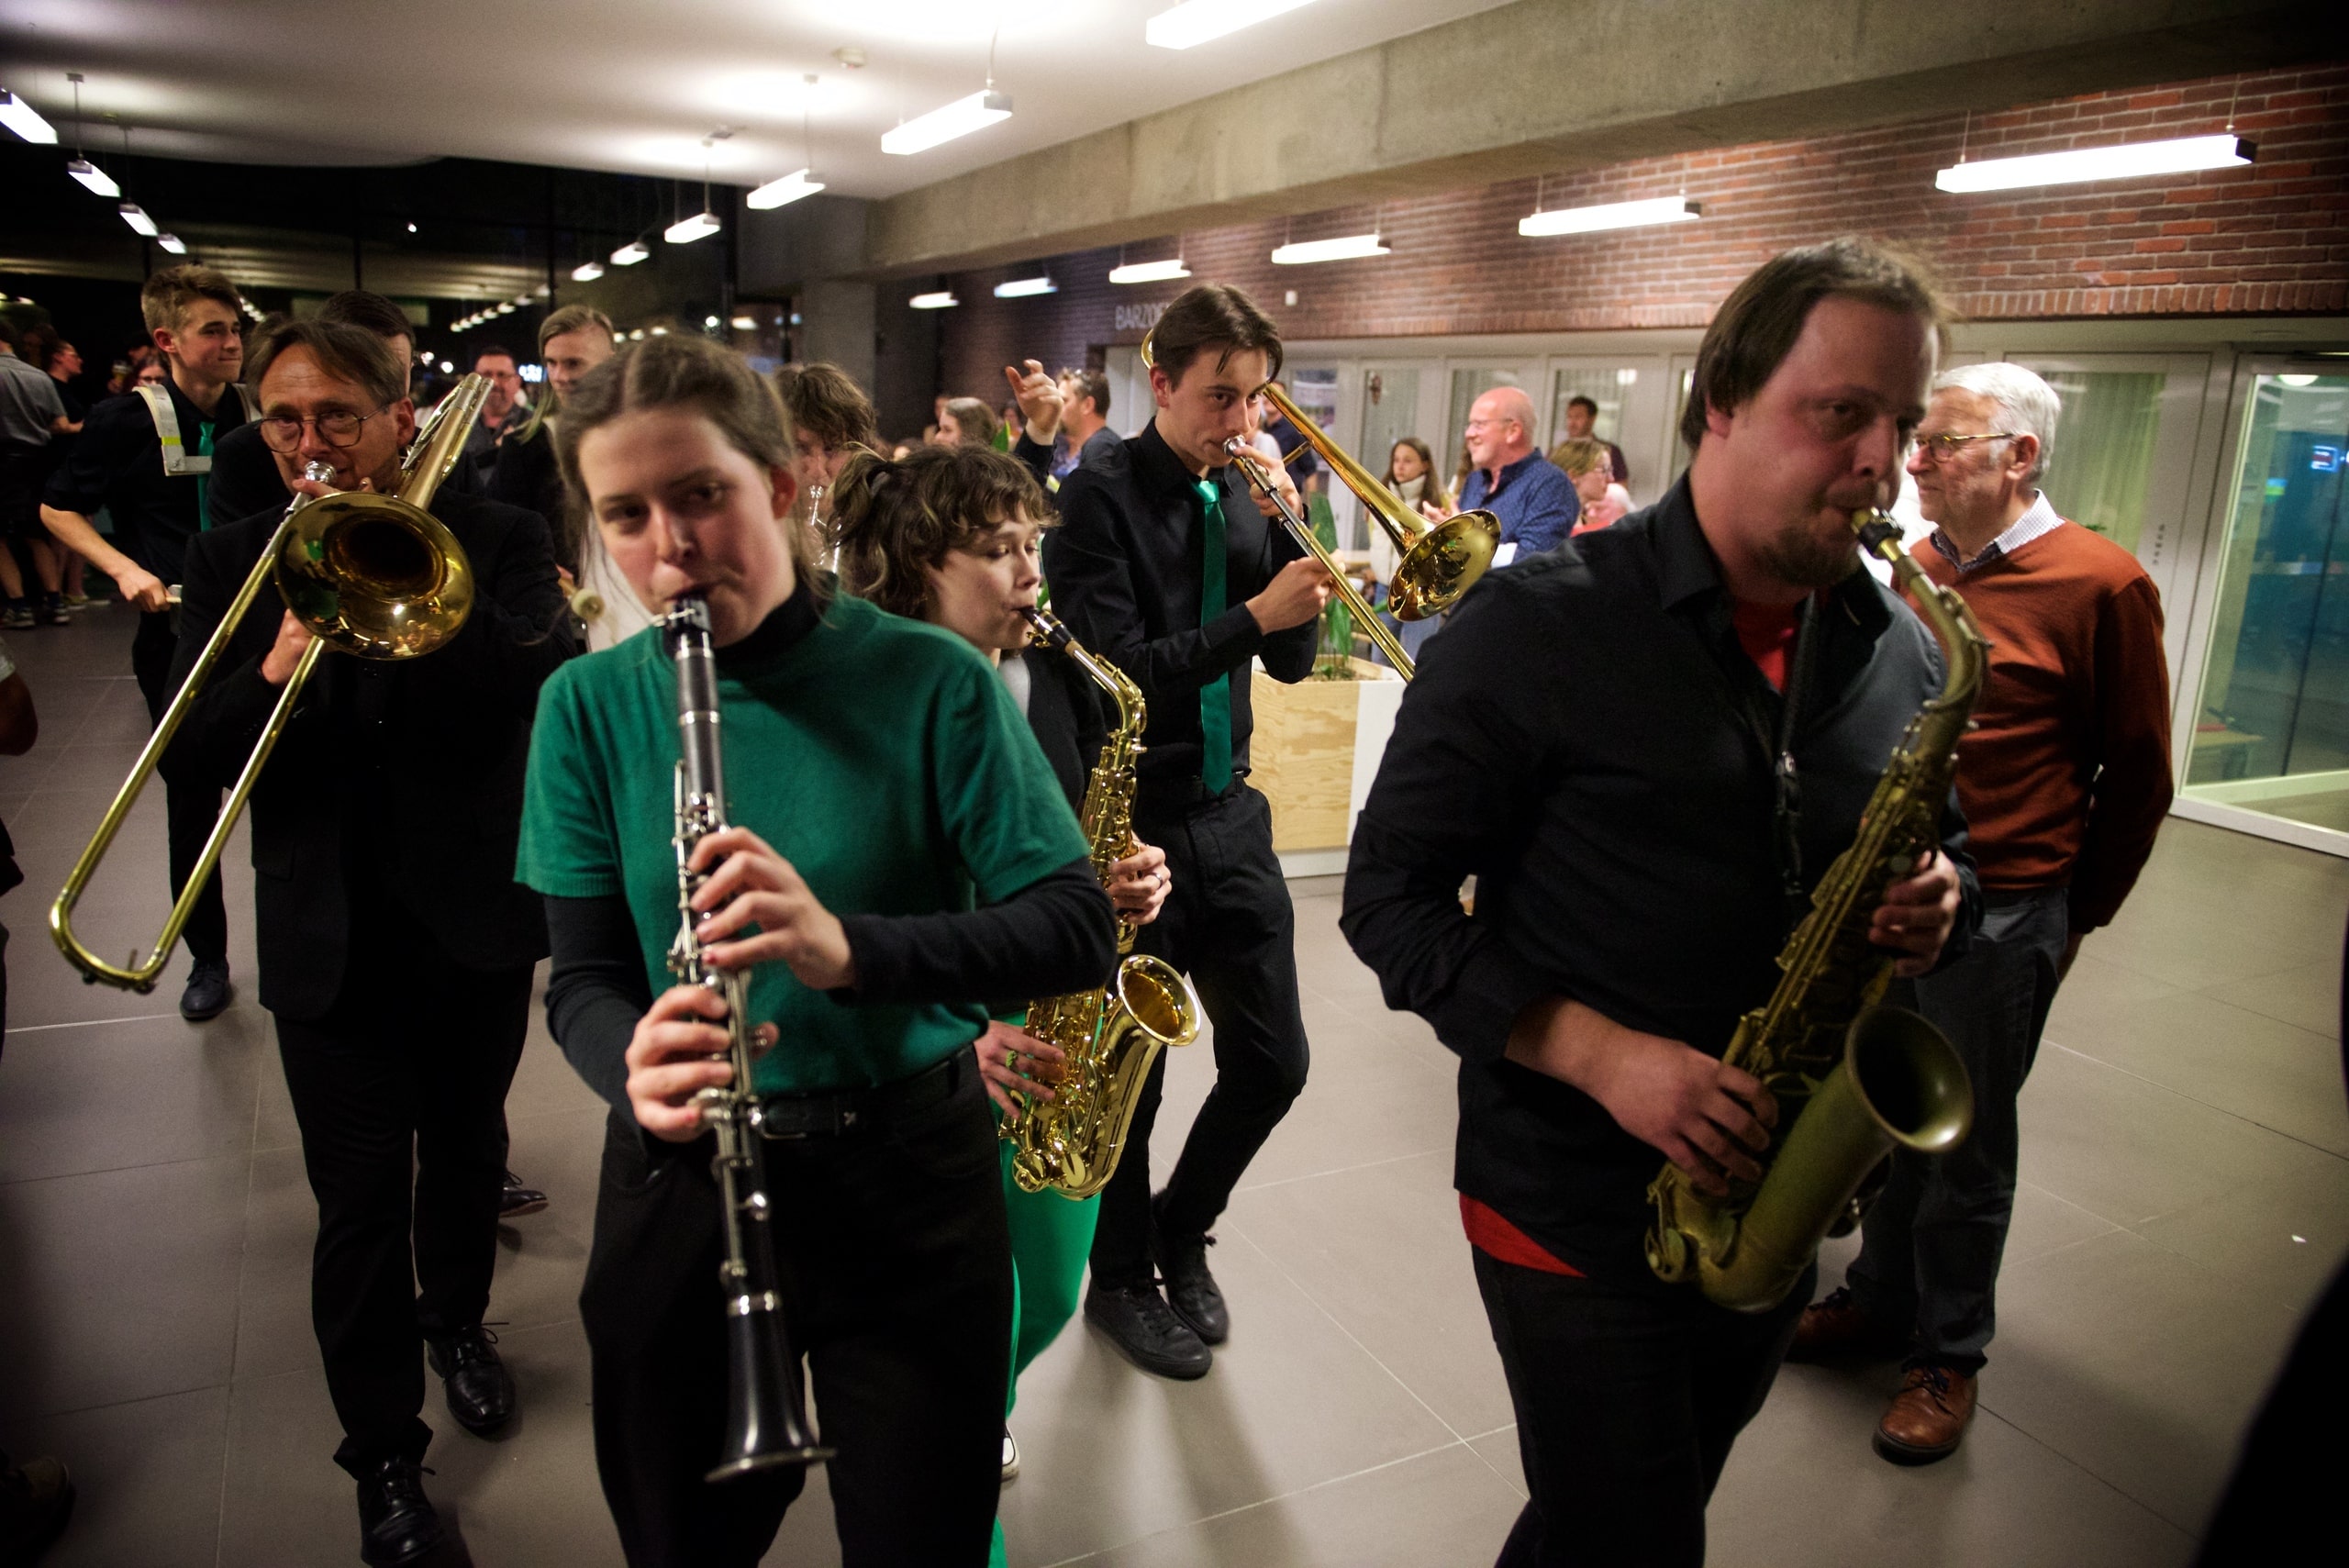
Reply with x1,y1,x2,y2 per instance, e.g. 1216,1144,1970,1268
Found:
1550,438,1631,534
1433,387,1577,564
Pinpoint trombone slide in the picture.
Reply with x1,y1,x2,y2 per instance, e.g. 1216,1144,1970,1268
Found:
1222,439,1417,678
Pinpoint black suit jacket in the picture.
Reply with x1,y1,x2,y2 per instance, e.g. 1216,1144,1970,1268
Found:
1022,643,1113,811
162,486,577,1019
1043,420,1316,815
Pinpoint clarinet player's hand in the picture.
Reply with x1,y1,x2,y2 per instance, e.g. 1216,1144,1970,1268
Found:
625,984,782,1142
688,826,858,991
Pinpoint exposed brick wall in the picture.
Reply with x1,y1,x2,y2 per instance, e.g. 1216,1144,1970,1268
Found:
933,63,2347,408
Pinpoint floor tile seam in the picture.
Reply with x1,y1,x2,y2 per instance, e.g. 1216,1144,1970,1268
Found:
0,1148,248,1190
1228,1145,1446,1197
3,1010,188,1035
1033,1436,1479,1567
1224,1225,1471,1447
20,1375,238,1423
2040,1040,2349,1165
1965,1402,2204,1539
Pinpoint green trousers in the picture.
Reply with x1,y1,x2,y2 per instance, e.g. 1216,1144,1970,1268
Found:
991,1137,1099,1568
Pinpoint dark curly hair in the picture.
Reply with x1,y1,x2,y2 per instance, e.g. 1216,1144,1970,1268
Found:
829,443,1050,620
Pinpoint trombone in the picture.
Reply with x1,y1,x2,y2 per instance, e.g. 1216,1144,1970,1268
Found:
50,376,488,991
1140,330,1499,680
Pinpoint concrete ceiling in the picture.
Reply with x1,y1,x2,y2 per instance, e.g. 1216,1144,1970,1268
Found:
0,0,1516,194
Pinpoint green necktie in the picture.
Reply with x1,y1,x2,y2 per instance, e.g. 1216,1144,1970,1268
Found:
1193,477,1232,794
195,420,216,530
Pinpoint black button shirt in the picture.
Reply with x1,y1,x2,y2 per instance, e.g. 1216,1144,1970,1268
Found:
44,380,249,584
1341,474,1981,1289
1043,419,1318,814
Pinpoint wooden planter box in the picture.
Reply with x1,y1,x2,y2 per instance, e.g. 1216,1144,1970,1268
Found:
1249,657,1407,873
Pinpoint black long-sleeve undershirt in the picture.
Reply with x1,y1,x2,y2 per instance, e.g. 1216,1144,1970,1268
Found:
544,857,1112,1118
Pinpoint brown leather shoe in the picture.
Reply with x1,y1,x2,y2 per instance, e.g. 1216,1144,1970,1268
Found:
1787,1286,1908,1362
1874,1362,1977,1464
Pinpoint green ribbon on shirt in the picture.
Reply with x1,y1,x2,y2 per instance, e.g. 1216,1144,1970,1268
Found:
1192,477,1232,795
195,420,216,530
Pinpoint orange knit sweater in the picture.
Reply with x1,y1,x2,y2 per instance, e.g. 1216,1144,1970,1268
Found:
1910,520,2174,931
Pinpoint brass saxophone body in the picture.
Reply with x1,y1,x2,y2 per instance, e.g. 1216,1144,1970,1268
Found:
1645,511,1985,1313
1002,606,1202,1199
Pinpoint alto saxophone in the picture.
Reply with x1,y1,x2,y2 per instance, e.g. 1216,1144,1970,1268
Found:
1002,606,1203,1199
1645,511,1985,1313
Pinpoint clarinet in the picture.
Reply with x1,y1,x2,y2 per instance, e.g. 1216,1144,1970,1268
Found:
662,592,832,1480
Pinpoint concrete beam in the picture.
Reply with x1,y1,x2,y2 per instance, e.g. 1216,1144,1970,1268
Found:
863,0,2334,277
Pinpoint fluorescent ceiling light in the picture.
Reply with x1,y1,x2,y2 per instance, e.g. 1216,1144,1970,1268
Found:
1935,134,2254,193
0,89,57,143
495,302,516,314
1109,257,1191,285
1147,0,1318,50
572,260,605,281
66,158,118,197
747,168,825,209
882,90,1013,156
1520,195,1703,237
665,210,721,244
117,203,158,236
994,275,1057,298
610,240,651,266
908,291,959,309
1271,232,1389,265
729,314,759,330
155,232,186,254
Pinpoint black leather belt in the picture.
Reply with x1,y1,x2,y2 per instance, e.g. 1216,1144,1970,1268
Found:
754,1046,972,1140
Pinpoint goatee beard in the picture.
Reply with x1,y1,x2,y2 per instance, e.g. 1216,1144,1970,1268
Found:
1756,517,1861,591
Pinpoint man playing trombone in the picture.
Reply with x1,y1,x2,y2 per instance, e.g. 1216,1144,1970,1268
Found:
1042,283,1330,1380
163,320,575,1567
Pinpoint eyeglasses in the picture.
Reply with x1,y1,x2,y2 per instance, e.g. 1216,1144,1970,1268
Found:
1911,431,2018,462
256,408,388,452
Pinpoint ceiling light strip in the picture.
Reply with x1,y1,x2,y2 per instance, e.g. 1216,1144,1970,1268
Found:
1934,134,2254,193
1270,233,1389,265
882,91,1013,156
1520,196,1702,237
1147,0,1319,50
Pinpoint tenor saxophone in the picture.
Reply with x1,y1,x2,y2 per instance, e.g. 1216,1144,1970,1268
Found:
1002,606,1203,1199
1645,511,1985,1313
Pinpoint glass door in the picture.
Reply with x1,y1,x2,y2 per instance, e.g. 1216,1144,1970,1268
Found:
2176,369,2349,851
1355,365,1429,555
1546,358,1672,507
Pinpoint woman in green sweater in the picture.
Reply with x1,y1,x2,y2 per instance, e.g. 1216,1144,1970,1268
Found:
518,336,1115,1568
829,443,1172,1568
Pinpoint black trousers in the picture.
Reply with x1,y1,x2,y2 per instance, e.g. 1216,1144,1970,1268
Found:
1091,783,1310,1284
273,907,531,1474
580,1056,1011,1568
1474,1249,1810,1568
131,607,228,966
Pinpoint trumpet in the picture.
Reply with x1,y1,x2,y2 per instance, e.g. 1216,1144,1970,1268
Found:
50,378,487,991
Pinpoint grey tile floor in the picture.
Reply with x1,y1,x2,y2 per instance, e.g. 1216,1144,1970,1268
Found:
2,606,2344,1566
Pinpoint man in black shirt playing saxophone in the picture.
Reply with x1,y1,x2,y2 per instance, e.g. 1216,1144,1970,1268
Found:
1343,238,1981,1567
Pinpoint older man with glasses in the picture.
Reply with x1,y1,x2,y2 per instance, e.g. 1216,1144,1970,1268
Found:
1791,361,2175,1466
1432,385,1578,565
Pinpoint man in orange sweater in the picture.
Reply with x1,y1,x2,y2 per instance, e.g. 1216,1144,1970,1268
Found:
1792,361,2175,1463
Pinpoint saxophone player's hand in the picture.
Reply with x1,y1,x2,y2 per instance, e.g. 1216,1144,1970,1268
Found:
1870,848,1963,978
625,984,783,1142
1106,837,1171,926
975,1019,1066,1119
687,826,857,991
1506,998,1777,1196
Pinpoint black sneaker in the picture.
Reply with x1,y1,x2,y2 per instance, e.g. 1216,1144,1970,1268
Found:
498,1170,548,1219
38,593,68,626
1152,1195,1229,1345
0,1454,76,1562
355,1456,442,1567
180,959,233,1021
1084,1280,1210,1380
425,1324,516,1435
1,602,31,630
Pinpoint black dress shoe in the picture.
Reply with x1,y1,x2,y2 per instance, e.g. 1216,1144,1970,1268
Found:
356,1456,442,1567
426,1325,515,1435
0,1453,76,1562
1084,1281,1211,1380
1152,1196,1229,1345
179,959,233,1021
498,1170,548,1219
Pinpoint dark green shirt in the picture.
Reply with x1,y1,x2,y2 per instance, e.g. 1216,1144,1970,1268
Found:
518,590,1089,1095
